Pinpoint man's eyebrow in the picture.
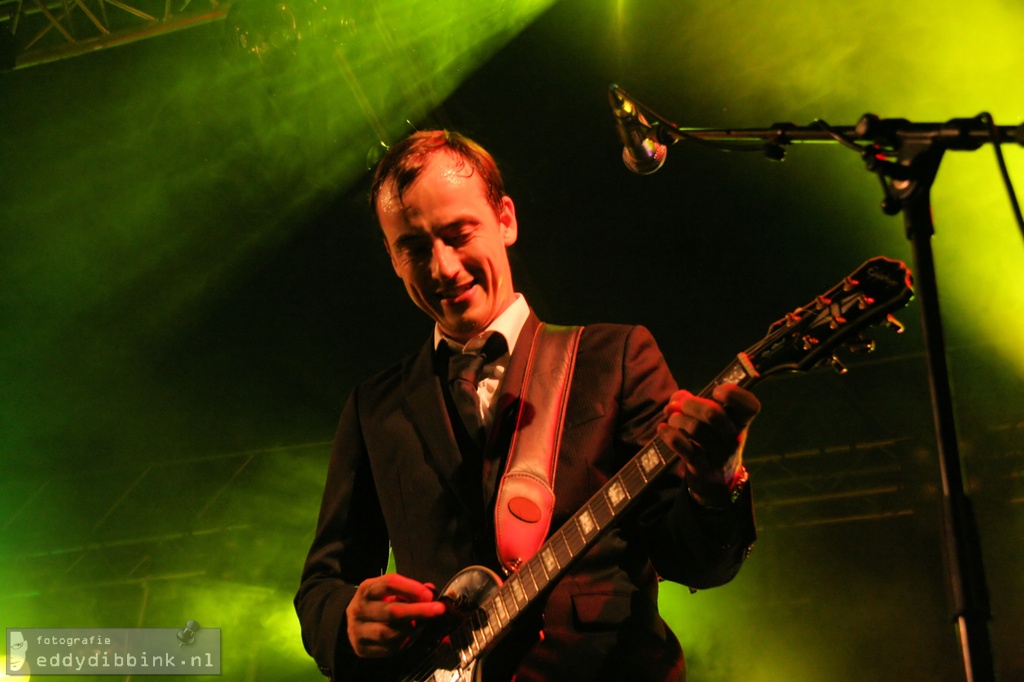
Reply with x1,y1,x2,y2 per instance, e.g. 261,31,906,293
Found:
392,233,428,251
436,217,480,235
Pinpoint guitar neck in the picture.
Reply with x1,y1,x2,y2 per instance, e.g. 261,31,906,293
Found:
457,353,763,659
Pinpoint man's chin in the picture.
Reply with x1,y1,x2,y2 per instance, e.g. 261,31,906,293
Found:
439,315,487,341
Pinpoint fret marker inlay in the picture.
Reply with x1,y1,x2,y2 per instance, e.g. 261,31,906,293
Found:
541,547,557,574
511,578,526,606
640,448,662,474
608,481,626,507
578,510,595,536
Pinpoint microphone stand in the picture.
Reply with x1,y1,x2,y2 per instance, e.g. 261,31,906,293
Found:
627,95,1024,682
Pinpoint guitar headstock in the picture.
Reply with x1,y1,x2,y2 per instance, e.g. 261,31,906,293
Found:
744,256,914,379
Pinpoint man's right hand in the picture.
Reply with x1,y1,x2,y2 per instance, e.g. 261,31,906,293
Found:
346,574,447,658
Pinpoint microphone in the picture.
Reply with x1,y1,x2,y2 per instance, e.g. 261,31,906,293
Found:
608,85,667,175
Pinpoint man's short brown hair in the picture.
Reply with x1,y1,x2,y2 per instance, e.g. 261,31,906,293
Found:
370,130,506,220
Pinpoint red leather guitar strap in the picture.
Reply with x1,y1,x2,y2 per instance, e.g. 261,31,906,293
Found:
494,323,583,574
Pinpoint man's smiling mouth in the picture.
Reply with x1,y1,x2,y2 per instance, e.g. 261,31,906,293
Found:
438,281,475,303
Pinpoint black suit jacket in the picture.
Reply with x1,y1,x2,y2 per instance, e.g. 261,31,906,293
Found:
295,314,755,681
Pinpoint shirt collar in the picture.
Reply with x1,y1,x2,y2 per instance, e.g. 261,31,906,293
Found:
433,293,530,356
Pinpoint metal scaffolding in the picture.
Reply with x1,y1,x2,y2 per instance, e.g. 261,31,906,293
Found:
0,0,232,70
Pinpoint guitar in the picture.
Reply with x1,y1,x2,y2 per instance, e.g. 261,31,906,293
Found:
394,256,914,682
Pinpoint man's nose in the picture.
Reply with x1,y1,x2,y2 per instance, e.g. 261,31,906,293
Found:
430,241,460,279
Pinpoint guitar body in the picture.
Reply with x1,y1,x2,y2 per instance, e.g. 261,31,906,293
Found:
398,566,503,682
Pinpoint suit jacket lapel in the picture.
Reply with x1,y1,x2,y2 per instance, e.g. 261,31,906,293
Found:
483,312,542,509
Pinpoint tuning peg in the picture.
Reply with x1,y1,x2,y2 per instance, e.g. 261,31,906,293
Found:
830,317,848,330
847,337,877,355
884,314,905,334
829,355,848,374
857,295,876,309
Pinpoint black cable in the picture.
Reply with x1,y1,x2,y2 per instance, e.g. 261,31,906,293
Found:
812,119,864,154
977,112,1024,244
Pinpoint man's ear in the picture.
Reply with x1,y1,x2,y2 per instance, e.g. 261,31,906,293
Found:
499,195,518,247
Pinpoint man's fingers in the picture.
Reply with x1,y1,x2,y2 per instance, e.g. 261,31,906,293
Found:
656,422,698,459
350,621,408,659
347,574,447,658
351,574,446,626
662,390,694,419
361,573,437,604
664,401,734,453
658,384,760,470
359,598,446,624
711,384,761,428
663,386,760,436
354,620,403,645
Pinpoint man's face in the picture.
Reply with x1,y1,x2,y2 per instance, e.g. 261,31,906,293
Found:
9,631,27,671
377,152,518,343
